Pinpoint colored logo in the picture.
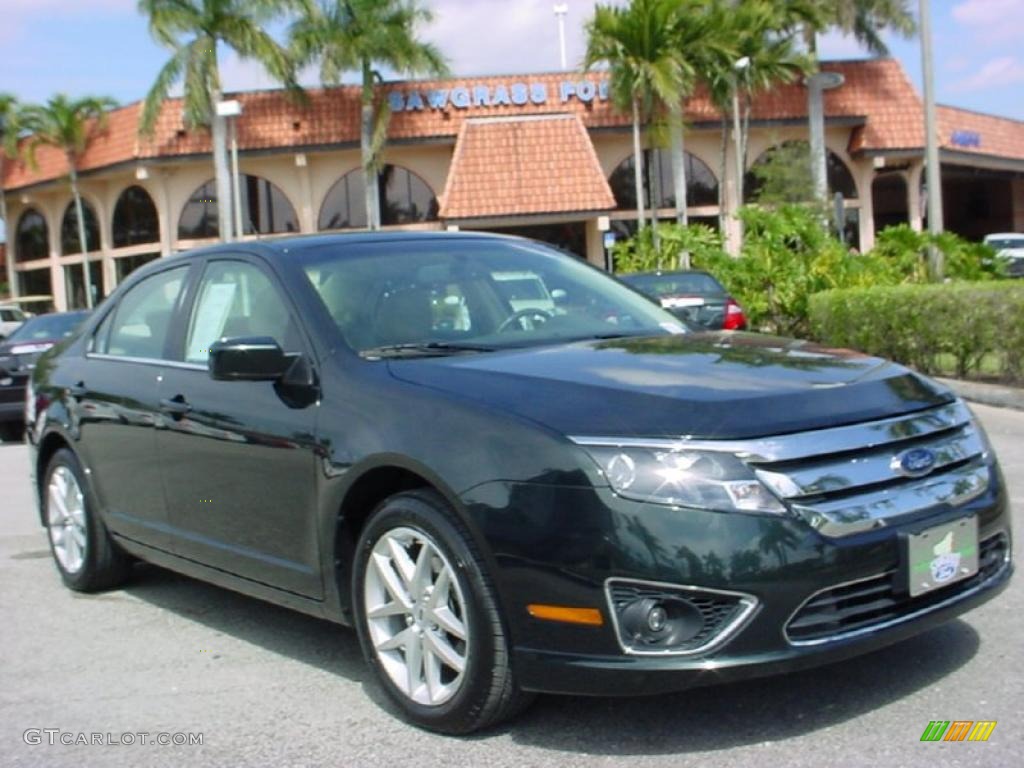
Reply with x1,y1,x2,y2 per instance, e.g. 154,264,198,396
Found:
893,447,937,478
930,531,961,583
920,720,997,742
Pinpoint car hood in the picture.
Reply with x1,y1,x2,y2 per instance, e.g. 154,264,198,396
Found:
386,332,954,440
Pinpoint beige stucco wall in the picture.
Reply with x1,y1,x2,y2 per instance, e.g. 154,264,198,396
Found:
6,119,1018,310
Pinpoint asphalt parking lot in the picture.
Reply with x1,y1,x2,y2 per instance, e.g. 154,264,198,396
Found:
0,402,1020,768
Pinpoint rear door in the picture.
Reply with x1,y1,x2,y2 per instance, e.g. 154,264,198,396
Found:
156,256,323,597
76,264,193,550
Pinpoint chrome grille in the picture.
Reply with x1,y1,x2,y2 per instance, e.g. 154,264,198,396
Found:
786,533,1010,644
747,401,990,536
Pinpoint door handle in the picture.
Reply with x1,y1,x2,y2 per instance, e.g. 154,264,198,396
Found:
159,395,192,418
67,382,87,400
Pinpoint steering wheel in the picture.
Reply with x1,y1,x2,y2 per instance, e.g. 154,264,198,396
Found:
497,308,554,333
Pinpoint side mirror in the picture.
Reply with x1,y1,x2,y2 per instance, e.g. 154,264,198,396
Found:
551,289,567,302
209,336,291,381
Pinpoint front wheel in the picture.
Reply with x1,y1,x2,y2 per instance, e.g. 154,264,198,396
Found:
352,490,533,733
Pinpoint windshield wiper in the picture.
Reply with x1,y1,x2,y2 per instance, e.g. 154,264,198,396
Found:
360,341,496,359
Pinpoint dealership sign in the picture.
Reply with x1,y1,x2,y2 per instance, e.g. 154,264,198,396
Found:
950,130,981,148
388,78,610,112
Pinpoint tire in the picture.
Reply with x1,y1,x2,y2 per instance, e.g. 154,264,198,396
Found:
43,448,132,592
352,489,533,734
0,421,23,442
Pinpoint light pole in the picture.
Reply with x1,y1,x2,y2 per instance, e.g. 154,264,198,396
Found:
553,4,568,71
216,99,244,242
920,0,944,279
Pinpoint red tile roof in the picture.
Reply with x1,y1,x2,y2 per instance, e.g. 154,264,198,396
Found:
440,114,615,219
3,59,1021,193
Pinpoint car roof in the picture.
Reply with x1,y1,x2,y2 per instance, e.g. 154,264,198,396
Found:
620,270,714,278
151,231,539,267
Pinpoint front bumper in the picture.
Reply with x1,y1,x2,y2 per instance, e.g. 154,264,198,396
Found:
461,466,1012,696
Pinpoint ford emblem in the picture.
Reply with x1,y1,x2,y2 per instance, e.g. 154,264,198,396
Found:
892,447,938,478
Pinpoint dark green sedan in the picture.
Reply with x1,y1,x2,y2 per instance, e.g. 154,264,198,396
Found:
25,233,1012,733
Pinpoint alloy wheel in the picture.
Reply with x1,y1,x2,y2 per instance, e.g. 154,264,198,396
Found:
363,526,469,706
47,465,87,574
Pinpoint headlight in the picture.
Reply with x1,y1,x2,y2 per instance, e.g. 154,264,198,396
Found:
577,442,787,515
24,374,36,424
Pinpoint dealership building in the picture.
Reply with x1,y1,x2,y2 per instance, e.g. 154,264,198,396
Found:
2,57,1023,311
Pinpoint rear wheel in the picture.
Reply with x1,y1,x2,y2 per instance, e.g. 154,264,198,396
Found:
0,421,23,442
44,448,132,591
352,489,533,733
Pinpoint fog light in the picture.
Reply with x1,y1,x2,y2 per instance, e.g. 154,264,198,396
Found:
647,605,668,632
619,597,704,649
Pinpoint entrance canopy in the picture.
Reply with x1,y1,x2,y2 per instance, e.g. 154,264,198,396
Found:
439,114,615,221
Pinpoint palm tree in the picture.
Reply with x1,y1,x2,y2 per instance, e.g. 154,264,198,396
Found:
702,1,809,226
586,0,728,237
795,0,916,202
16,95,118,308
138,0,300,242
289,0,447,230
586,0,679,232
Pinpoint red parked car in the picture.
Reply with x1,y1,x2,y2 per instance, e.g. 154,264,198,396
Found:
618,270,748,330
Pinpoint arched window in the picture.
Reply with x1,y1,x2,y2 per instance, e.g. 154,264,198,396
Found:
178,175,299,240
318,164,438,230
744,141,859,203
15,209,49,262
609,149,719,211
61,199,101,255
113,185,159,247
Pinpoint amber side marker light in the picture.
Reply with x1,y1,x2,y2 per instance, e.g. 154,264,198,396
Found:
527,604,604,626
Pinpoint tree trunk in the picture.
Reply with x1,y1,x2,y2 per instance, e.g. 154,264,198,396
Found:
631,98,646,231
669,108,688,228
68,161,94,309
669,108,688,268
361,58,381,230
210,86,234,242
804,27,828,205
718,116,728,233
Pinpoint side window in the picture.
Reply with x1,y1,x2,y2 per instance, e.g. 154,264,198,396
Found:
184,261,299,365
101,267,188,359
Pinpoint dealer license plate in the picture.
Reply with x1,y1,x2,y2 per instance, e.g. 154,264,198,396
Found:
907,516,978,597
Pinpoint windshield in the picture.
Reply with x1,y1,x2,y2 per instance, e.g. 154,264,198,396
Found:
987,237,1024,250
620,272,725,298
299,238,687,355
6,312,88,342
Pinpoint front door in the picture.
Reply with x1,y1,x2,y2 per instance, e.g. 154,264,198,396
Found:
156,257,322,598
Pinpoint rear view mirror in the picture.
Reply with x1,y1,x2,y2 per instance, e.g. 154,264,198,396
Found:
209,336,290,381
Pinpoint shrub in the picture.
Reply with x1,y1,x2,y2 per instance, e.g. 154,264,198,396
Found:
612,207,1005,337
611,222,728,274
809,282,1024,382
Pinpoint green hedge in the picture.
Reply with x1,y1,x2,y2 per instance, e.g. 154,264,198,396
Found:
809,282,1024,382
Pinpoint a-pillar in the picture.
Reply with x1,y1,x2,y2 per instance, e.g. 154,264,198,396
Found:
1012,176,1024,232
857,161,875,252
584,217,607,270
907,160,924,232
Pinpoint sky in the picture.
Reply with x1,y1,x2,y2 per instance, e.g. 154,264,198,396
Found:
1,0,1022,120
